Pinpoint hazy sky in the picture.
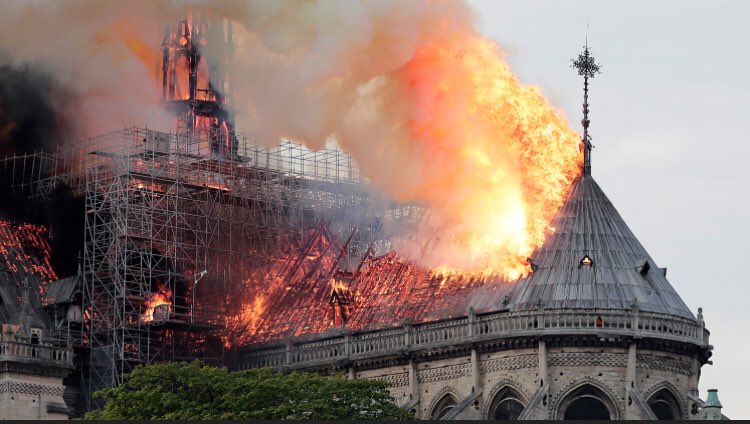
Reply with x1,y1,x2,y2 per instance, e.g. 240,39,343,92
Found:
467,0,748,418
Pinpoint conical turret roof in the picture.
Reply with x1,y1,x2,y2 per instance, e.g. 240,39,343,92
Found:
507,174,694,319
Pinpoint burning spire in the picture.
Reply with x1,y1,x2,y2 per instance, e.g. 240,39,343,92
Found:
161,13,237,156
572,34,602,176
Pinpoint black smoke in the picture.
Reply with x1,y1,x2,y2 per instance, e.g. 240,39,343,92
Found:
0,57,83,277
0,59,71,156
47,182,85,277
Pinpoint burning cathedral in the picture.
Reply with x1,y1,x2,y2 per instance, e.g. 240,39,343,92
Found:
236,45,725,420
0,10,726,421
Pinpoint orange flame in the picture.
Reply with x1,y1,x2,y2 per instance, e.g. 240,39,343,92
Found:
143,292,171,322
233,288,270,341
383,35,581,278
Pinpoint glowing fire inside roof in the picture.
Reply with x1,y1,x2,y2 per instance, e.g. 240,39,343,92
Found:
224,226,516,347
0,220,58,287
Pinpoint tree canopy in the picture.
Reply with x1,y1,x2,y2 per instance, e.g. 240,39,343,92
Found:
84,361,414,420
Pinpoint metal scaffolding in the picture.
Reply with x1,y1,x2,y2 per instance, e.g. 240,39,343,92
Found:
0,125,422,407
0,11,429,413
0,148,85,212
70,127,416,407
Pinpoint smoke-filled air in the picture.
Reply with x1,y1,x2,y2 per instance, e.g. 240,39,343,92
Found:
0,0,582,278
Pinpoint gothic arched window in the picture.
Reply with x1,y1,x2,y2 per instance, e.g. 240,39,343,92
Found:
564,396,610,420
558,384,617,420
488,387,525,420
431,393,458,420
648,389,682,420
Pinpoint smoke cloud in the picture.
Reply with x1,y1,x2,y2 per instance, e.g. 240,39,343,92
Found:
0,58,73,155
0,0,582,276
0,1,173,138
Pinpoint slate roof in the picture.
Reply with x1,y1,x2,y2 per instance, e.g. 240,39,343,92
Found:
506,174,694,319
42,275,80,305
0,282,48,330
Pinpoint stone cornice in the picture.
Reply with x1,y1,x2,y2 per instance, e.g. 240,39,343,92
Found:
237,308,709,372
0,341,75,377
0,360,73,378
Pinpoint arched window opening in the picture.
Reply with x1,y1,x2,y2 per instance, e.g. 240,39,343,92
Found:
494,399,524,420
431,394,458,420
488,387,525,420
648,389,682,420
564,396,610,420
559,384,615,420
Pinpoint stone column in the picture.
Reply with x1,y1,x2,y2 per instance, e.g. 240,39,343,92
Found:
626,341,637,388
688,354,700,398
284,340,293,366
404,324,412,348
471,348,482,391
468,307,476,338
409,358,420,418
538,340,548,387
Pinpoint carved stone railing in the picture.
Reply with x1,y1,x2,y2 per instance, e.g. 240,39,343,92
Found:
238,308,708,371
0,341,74,365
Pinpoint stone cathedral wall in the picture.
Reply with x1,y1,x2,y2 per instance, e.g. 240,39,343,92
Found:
239,307,711,420
347,346,697,420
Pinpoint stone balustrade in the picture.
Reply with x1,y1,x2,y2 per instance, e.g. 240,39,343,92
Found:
239,308,708,371
0,341,73,365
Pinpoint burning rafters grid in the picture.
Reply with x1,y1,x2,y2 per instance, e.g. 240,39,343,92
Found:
76,126,414,407
0,221,58,287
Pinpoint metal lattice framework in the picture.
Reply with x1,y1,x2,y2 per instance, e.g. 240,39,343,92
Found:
71,127,419,406
1,148,85,211
0,125,423,407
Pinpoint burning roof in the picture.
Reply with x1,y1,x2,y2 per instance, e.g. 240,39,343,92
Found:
0,220,57,286
225,225,516,346
0,220,58,324
231,171,696,348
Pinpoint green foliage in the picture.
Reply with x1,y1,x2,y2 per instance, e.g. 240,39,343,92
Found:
84,361,415,420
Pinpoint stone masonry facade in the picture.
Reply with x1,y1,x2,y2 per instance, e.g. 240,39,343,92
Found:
239,307,714,420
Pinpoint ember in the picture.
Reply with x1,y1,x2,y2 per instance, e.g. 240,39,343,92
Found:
0,220,57,289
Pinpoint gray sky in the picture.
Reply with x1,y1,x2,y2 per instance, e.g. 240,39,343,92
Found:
468,0,748,418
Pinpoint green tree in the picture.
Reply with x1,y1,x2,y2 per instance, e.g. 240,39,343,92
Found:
84,361,414,420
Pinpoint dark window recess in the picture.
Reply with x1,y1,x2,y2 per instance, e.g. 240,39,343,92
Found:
564,396,610,420
639,261,651,276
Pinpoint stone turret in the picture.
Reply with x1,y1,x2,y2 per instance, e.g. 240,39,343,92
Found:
701,389,723,420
